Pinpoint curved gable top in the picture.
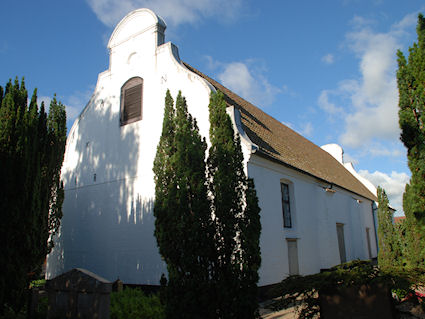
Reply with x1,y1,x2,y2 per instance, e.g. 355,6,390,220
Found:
108,8,166,49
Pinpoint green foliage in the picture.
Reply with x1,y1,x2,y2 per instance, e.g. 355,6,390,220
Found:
377,187,403,269
208,91,261,319
394,220,409,267
0,295,48,319
29,279,46,289
153,90,215,319
110,288,165,319
153,90,177,266
34,296,48,319
392,287,409,300
271,260,416,319
0,78,66,314
153,90,262,318
238,178,262,316
397,13,425,268
0,306,27,319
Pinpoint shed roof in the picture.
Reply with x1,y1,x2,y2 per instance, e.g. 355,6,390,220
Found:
46,268,112,293
184,63,377,202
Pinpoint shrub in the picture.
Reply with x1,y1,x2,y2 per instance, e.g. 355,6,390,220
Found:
34,295,48,319
30,279,46,289
392,288,409,300
269,260,420,319
110,288,165,319
0,306,26,319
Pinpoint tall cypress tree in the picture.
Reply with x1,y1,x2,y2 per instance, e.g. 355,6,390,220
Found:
238,178,262,318
153,90,176,262
397,13,425,268
377,187,402,269
154,90,261,318
153,90,215,319
0,78,66,313
208,91,261,319
208,91,243,318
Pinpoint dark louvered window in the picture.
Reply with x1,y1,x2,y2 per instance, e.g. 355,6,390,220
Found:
120,77,143,125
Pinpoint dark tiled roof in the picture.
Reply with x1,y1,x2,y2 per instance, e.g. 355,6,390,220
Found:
184,62,377,202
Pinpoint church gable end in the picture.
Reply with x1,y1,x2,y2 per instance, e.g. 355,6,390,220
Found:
47,7,380,288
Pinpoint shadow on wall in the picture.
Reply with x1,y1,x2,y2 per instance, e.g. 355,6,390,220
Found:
47,91,165,285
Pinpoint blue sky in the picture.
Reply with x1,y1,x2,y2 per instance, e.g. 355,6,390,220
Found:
1,0,424,214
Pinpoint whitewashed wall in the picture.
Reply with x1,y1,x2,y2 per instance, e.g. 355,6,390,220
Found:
248,155,377,286
46,9,214,284
47,8,378,286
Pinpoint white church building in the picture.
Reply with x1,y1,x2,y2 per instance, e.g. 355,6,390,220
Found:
46,8,378,287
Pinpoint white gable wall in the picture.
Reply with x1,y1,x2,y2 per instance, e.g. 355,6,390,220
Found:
47,9,214,284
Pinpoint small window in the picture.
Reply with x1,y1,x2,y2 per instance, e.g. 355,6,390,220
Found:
281,183,292,228
120,77,143,125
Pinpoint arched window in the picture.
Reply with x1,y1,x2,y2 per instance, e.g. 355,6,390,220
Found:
120,77,143,125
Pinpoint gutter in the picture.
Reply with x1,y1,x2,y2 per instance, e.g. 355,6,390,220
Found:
253,149,376,203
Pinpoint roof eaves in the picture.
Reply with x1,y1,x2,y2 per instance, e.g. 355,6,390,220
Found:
254,149,376,202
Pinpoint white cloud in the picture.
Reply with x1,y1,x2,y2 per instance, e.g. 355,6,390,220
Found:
322,53,334,64
280,84,297,98
300,122,313,137
281,121,313,138
358,169,410,214
33,95,80,124
86,0,242,28
341,30,400,147
368,144,403,157
63,89,94,122
65,105,82,121
342,152,359,165
37,96,52,108
216,60,281,107
218,62,253,95
0,41,8,54
281,121,294,130
349,15,376,29
318,13,417,150
391,12,418,35
318,90,343,115
204,55,221,70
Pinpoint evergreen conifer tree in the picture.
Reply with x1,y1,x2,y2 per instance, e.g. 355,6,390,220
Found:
154,90,261,318
208,91,261,319
396,13,425,268
377,187,402,269
238,178,262,317
153,90,215,319
153,90,176,260
0,78,66,313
